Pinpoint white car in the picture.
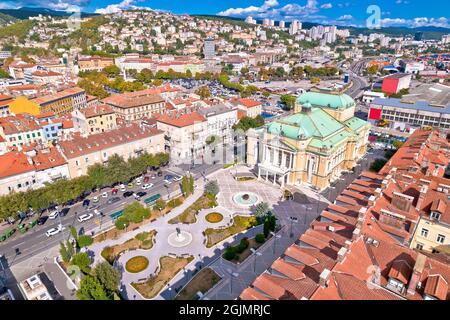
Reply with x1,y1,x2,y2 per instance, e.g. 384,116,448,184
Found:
48,211,59,220
94,209,101,216
101,192,108,198
92,196,99,203
135,179,142,185
77,213,93,223
45,224,65,237
142,183,153,190
173,175,182,182
120,184,126,192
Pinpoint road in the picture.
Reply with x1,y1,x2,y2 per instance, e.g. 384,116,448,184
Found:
343,59,370,99
0,162,222,268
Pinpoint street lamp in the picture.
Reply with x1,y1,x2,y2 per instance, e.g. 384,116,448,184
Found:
250,248,262,273
270,231,282,255
226,269,239,295
288,216,298,238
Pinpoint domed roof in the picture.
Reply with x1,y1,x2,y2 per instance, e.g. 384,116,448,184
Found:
297,91,355,110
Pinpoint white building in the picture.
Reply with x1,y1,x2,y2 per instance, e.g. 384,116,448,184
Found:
18,274,52,300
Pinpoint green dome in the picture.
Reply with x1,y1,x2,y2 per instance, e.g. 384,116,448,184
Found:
297,91,355,110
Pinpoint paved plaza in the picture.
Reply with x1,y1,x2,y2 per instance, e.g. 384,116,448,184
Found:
86,166,326,300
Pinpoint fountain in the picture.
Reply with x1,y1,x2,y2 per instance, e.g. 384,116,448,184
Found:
167,228,193,248
233,192,259,207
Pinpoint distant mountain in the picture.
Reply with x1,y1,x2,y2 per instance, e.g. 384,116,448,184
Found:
0,7,98,20
0,12,17,26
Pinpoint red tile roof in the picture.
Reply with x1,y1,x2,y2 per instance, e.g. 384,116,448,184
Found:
155,111,206,128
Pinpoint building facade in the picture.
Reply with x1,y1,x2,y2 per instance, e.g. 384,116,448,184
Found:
246,89,370,190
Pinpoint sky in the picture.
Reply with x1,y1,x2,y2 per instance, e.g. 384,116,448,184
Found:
1,0,449,28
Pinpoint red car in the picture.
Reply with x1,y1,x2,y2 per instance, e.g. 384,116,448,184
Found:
143,176,150,183
111,188,118,195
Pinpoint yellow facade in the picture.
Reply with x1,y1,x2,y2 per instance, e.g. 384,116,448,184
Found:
410,216,450,252
8,96,41,116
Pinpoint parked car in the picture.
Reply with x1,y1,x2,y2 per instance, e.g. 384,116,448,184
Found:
142,183,153,190
157,171,163,177
111,188,119,195
143,176,150,183
136,191,147,198
45,224,64,237
120,184,126,192
135,179,142,185
48,211,59,220
128,182,134,188
93,196,99,203
37,216,48,225
173,175,182,182
82,199,90,207
77,213,93,223
163,175,174,184
101,192,108,198
107,197,121,205
59,208,70,217
94,209,101,216
123,191,134,198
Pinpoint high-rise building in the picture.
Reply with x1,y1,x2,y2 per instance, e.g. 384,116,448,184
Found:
279,20,285,28
414,31,424,41
203,38,215,59
245,16,256,24
263,19,270,26
289,20,300,35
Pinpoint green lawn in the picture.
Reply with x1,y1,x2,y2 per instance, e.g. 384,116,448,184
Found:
132,256,194,299
205,216,258,248
168,193,217,224
175,268,221,300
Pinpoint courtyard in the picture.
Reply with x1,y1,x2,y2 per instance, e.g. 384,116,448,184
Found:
86,165,322,300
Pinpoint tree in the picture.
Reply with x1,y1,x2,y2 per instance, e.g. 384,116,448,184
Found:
263,219,270,238
181,175,194,197
154,199,166,211
367,65,378,75
123,202,151,224
59,241,70,263
255,233,266,243
205,180,219,196
115,216,129,230
255,202,270,221
77,235,93,248
392,140,404,149
103,65,120,77
195,85,211,99
70,226,78,241
71,252,91,274
370,158,388,173
280,95,296,110
77,275,110,300
94,262,121,294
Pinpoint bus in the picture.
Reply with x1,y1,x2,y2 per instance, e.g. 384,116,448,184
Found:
110,210,124,220
144,194,161,206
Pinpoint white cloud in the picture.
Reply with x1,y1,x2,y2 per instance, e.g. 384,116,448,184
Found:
218,0,319,20
320,3,332,9
337,14,353,21
95,0,152,14
381,16,450,28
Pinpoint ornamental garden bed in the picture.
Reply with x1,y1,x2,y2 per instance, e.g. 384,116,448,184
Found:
223,234,270,263
125,256,149,273
100,230,157,264
205,215,258,248
169,193,217,224
175,268,221,300
132,256,194,299
205,212,223,223
93,198,185,244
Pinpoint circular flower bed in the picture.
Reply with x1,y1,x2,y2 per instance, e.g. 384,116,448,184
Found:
125,256,149,273
205,212,224,223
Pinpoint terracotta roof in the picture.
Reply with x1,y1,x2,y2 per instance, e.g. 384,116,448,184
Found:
58,124,163,158
80,104,114,118
237,98,262,108
32,87,85,105
155,111,206,128
103,91,164,109
0,151,35,178
424,274,448,300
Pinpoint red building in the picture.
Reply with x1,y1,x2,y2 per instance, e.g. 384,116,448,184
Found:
382,73,412,95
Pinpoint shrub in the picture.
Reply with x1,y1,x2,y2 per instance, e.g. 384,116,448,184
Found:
236,237,249,253
115,216,129,230
135,232,149,242
255,233,266,243
77,235,93,248
205,180,220,196
167,197,183,208
153,199,166,211
223,247,236,261
263,220,270,238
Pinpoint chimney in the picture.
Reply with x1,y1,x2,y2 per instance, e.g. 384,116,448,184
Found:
337,247,347,262
407,253,427,296
319,269,331,287
415,185,428,211
352,228,361,240
358,207,367,219
344,240,352,249
368,195,377,206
